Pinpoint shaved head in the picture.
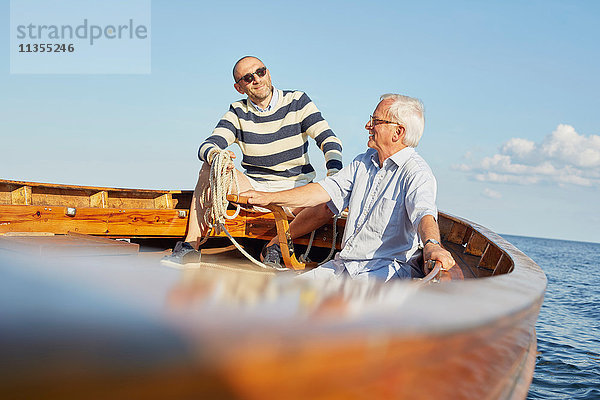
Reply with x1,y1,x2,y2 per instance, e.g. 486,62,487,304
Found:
232,56,264,81
231,56,273,107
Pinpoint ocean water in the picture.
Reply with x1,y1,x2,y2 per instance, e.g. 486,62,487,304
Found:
502,235,600,400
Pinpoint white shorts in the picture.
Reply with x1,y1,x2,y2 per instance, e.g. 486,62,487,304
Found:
244,175,310,192
244,175,311,217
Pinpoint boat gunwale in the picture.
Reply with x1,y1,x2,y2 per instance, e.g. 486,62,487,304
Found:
0,179,192,197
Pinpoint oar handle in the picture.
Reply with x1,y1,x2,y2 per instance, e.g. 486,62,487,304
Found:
226,194,249,204
421,260,442,283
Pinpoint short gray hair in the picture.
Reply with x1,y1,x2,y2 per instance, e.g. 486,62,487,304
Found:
380,93,425,147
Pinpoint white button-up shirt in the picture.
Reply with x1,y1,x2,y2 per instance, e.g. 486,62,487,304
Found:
318,147,437,280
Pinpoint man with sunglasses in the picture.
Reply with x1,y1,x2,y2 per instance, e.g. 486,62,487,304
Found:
163,56,343,266
241,94,455,281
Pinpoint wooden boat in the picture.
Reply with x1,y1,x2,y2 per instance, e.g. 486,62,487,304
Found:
0,179,342,261
0,178,546,399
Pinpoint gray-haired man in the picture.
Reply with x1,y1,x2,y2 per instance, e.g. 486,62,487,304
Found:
242,94,455,281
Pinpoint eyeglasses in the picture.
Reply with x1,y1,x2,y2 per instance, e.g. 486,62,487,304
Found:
235,67,268,84
368,115,402,127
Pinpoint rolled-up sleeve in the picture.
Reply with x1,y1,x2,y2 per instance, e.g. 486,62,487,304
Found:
317,158,357,214
404,169,438,230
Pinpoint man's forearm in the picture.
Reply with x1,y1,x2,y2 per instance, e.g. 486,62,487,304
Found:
241,183,331,209
418,214,456,270
418,214,441,243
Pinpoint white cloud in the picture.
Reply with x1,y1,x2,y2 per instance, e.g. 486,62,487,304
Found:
501,138,536,160
540,124,600,168
455,124,600,188
482,188,502,199
475,172,540,185
453,163,472,172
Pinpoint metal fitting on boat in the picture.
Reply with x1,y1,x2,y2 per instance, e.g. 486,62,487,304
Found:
178,210,187,218
65,207,77,217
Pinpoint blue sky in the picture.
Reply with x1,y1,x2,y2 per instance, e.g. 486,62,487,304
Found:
2,0,599,243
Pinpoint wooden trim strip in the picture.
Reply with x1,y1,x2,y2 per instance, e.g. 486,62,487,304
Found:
1,178,190,195
0,205,188,237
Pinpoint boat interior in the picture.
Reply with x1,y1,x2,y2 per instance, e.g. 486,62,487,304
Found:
0,179,514,280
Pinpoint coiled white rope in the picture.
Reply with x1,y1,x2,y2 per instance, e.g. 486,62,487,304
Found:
201,149,287,271
204,150,241,234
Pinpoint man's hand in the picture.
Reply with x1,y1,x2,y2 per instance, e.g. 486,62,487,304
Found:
423,243,455,272
208,149,236,171
241,184,330,209
225,150,236,171
240,190,273,207
418,215,455,272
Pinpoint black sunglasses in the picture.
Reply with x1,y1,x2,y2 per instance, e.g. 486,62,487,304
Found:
236,67,267,84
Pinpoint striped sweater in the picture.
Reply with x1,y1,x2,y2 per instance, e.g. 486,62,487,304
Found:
198,89,343,182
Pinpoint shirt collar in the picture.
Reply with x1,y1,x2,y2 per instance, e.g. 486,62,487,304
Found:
388,147,415,167
249,87,279,112
370,147,415,168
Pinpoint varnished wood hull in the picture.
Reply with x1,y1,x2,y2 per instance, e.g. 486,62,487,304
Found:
0,179,546,399
0,179,342,249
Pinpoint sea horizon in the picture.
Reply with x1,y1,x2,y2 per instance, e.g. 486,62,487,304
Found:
501,233,600,246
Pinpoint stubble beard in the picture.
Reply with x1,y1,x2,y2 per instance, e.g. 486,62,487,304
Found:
250,83,272,102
